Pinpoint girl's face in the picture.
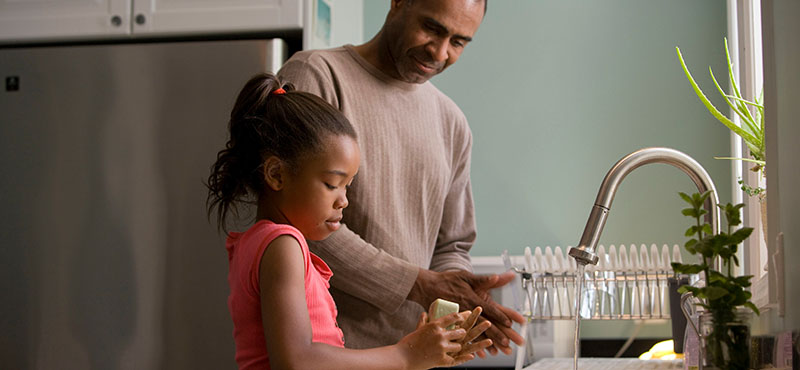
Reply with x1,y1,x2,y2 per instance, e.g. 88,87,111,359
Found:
278,134,360,241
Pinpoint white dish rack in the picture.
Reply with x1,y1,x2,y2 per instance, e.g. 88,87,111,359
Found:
502,244,683,321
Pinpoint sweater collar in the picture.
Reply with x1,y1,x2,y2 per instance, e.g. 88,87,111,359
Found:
343,44,425,92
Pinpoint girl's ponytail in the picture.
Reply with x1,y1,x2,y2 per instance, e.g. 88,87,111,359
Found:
206,73,355,233
206,73,285,232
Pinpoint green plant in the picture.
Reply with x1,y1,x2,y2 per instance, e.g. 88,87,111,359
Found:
676,39,765,195
672,191,759,370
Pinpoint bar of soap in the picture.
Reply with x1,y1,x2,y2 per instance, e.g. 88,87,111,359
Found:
429,298,459,329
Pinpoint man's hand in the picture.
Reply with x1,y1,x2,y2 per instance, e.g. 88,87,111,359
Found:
407,269,525,355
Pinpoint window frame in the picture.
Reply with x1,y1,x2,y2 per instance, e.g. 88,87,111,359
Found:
729,0,775,311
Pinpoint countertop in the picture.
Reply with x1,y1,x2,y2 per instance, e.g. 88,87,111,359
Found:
525,358,683,369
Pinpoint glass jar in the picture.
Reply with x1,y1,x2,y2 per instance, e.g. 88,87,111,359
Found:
698,309,752,370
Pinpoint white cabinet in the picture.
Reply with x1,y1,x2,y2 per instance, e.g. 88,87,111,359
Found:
131,0,302,36
0,0,132,42
0,0,303,44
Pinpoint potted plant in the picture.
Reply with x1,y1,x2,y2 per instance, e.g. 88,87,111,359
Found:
672,190,759,370
676,39,767,235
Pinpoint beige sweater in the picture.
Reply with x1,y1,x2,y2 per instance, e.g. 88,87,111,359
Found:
278,45,476,348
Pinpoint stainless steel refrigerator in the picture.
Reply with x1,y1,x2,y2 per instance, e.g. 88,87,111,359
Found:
0,39,287,369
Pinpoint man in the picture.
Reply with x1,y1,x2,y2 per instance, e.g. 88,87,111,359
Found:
278,0,524,355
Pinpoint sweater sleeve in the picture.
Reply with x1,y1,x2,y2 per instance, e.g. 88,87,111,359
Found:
430,114,476,273
308,225,419,314
277,54,420,314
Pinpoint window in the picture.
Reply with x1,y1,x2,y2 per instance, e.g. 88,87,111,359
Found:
729,0,773,310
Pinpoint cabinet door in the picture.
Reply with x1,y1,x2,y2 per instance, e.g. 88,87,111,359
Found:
0,0,130,43
131,0,302,35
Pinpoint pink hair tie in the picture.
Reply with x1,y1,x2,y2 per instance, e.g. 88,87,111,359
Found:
272,88,286,95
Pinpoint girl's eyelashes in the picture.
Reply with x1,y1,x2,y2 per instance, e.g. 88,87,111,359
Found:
325,176,355,190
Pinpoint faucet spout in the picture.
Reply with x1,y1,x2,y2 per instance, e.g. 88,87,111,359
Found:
568,147,720,266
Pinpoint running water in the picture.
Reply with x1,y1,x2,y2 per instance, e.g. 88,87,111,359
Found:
573,263,586,370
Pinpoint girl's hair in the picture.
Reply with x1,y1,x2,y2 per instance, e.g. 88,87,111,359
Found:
206,73,357,232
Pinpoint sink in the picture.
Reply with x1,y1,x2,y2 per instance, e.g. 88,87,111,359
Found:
525,358,682,370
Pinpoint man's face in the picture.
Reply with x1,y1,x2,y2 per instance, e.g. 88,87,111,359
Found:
383,0,484,84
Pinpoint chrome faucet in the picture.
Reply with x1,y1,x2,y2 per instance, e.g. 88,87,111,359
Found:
568,147,720,266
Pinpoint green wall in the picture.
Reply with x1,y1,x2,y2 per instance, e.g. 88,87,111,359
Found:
364,1,731,339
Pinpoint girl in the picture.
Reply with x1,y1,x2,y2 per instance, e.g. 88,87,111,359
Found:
206,73,492,370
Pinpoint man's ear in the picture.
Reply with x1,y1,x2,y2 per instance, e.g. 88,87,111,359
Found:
263,156,285,191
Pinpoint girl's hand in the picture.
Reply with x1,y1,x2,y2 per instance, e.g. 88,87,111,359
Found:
452,307,493,364
396,311,466,369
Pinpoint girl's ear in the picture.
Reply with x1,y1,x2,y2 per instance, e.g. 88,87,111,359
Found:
263,156,285,191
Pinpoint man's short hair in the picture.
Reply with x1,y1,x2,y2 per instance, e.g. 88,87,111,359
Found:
405,0,488,16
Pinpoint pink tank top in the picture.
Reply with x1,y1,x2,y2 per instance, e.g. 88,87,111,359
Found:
226,220,344,369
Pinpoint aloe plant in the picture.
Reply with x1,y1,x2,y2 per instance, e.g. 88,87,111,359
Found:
676,38,765,184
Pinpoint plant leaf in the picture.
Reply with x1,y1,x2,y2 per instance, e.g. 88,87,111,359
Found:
708,270,727,283
679,192,693,204
728,227,754,245
711,68,761,138
698,190,713,204
672,263,704,274
733,275,753,287
725,94,764,109
724,37,745,104
745,301,761,316
676,47,761,150
678,285,703,298
705,286,729,301
683,208,700,218
713,156,766,166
